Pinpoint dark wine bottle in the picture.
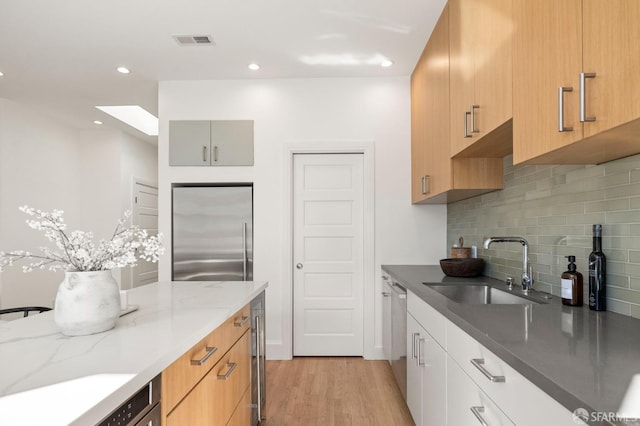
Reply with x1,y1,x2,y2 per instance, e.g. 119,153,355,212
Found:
589,224,606,311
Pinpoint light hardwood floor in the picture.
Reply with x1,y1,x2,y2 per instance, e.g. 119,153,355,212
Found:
261,357,414,426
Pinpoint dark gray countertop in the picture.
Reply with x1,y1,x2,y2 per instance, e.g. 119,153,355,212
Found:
382,265,640,425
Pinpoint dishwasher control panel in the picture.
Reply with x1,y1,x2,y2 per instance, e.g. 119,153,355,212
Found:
97,375,161,426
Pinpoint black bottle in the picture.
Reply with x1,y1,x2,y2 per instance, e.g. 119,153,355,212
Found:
588,224,606,311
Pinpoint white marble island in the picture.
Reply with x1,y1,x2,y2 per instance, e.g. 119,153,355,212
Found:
0,280,267,425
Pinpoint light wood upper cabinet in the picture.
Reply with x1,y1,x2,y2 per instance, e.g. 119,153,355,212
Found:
411,4,503,204
513,0,640,165
449,0,513,158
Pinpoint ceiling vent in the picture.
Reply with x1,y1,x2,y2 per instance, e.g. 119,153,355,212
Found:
173,35,215,46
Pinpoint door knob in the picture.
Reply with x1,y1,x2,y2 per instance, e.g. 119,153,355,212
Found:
296,263,303,269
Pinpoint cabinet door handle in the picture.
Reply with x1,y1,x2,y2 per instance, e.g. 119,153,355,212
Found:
202,145,208,162
470,105,479,133
217,362,238,380
421,176,426,195
558,86,574,132
255,315,262,420
580,72,597,123
423,175,430,195
471,358,506,383
190,346,218,366
412,332,420,359
234,315,250,327
213,145,219,162
417,337,426,367
470,406,490,426
382,292,390,297
464,110,473,138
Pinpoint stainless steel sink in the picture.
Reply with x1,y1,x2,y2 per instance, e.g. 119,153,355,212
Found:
426,284,542,305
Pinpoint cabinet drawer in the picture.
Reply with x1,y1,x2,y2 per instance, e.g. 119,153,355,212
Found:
447,322,580,426
447,354,514,426
163,303,251,413
407,290,446,347
167,330,251,426
227,386,251,426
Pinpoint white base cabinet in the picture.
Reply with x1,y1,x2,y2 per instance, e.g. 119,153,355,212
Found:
406,310,446,425
447,354,514,426
406,290,584,426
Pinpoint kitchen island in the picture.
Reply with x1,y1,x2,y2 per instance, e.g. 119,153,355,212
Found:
0,280,267,425
383,265,640,425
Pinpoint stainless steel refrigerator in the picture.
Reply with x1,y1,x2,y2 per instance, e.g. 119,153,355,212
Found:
172,184,253,281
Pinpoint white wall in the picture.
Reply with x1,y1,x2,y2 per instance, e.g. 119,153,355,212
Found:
158,77,447,360
0,99,158,310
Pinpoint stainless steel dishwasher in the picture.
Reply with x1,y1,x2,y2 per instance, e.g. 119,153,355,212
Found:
390,281,407,400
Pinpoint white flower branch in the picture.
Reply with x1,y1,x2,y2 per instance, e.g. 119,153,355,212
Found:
0,206,164,272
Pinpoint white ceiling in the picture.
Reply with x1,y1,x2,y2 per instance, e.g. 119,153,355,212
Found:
0,0,447,142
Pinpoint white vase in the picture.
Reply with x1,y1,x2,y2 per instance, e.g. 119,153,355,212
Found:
54,270,121,336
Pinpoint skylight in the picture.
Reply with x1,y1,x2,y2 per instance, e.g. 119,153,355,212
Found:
95,105,158,136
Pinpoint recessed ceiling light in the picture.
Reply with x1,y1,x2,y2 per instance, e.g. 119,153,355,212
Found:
248,63,260,71
93,120,103,125
117,66,130,74
0,71,4,77
95,105,158,136
381,60,394,68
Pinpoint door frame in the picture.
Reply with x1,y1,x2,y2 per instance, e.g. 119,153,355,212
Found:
282,141,375,360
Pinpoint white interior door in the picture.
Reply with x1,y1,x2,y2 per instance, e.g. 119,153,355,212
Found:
131,181,159,288
293,153,364,356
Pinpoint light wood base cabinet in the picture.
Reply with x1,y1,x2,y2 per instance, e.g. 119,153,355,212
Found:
162,304,252,425
166,331,250,425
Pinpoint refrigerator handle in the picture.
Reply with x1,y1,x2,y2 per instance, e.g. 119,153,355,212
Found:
242,222,248,281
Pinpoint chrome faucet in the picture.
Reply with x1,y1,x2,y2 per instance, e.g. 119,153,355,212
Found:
483,236,534,294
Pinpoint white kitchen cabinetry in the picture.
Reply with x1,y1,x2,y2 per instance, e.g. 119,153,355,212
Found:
447,321,584,426
169,120,253,166
406,301,446,425
447,354,514,426
406,290,583,426
382,276,393,362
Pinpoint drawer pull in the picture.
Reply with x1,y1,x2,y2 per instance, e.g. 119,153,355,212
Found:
234,315,250,327
471,358,505,383
217,362,238,380
471,406,489,426
411,332,420,359
190,346,218,366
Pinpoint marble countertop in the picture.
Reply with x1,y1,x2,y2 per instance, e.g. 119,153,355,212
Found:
0,280,268,425
382,265,640,423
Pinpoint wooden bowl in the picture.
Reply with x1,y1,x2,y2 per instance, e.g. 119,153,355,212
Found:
439,258,485,277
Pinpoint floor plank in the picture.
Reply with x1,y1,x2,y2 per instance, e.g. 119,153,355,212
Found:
261,357,414,426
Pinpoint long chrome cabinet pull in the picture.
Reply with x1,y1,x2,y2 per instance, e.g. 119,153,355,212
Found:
421,176,426,195
412,332,419,359
217,362,238,380
558,87,574,132
418,337,426,367
470,105,479,133
580,72,596,122
256,316,262,420
234,315,250,327
464,110,472,138
190,346,218,366
202,145,208,162
213,145,219,162
423,175,430,195
471,406,490,426
471,358,506,383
